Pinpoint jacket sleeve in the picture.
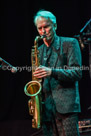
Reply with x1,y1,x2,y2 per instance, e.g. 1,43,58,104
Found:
51,38,82,81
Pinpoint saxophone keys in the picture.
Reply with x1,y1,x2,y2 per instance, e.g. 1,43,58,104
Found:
30,109,34,115
32,119,36,128
28,99,34,115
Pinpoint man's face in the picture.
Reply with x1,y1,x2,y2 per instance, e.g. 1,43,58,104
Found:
36,17,56,41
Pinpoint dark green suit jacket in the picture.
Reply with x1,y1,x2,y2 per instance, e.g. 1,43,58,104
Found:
38,35,82,114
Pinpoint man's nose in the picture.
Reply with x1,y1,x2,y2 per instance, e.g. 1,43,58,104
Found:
42,28,46,33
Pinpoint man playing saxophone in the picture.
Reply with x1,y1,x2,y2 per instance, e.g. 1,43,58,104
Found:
32,10,82,136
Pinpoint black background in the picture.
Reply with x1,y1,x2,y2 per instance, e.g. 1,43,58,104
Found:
0,0,91,136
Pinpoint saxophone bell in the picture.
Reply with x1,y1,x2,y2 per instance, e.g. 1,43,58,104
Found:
24,81,41,97
24,80,42,128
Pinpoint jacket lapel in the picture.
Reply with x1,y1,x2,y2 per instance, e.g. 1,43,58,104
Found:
49,36,61,68
39,36,65,68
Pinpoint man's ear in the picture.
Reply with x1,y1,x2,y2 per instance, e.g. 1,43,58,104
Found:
54,23,57,30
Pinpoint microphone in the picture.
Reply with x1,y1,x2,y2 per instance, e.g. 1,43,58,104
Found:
0,57,17,73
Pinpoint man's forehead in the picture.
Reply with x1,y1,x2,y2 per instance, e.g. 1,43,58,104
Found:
36,17,52,25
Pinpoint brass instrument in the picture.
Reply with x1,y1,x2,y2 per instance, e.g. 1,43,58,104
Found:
24,35,45,129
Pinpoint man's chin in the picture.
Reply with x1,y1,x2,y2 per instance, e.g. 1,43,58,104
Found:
46,36,52,40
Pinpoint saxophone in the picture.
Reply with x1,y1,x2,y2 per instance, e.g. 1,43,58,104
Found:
24,35,45,129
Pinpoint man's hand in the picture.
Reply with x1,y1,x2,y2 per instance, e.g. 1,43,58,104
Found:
33,65,52,78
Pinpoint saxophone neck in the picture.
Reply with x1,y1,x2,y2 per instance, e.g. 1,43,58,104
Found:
34,35,46,45
34,36,41,45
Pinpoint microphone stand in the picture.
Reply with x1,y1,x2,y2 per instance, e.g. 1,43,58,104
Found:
80,18,91,33
74,18,91,78
0,57,17,73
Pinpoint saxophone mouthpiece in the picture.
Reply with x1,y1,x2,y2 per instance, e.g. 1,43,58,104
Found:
41,35,46,38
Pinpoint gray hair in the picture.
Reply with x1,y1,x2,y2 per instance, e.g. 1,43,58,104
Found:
34,10,57,26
